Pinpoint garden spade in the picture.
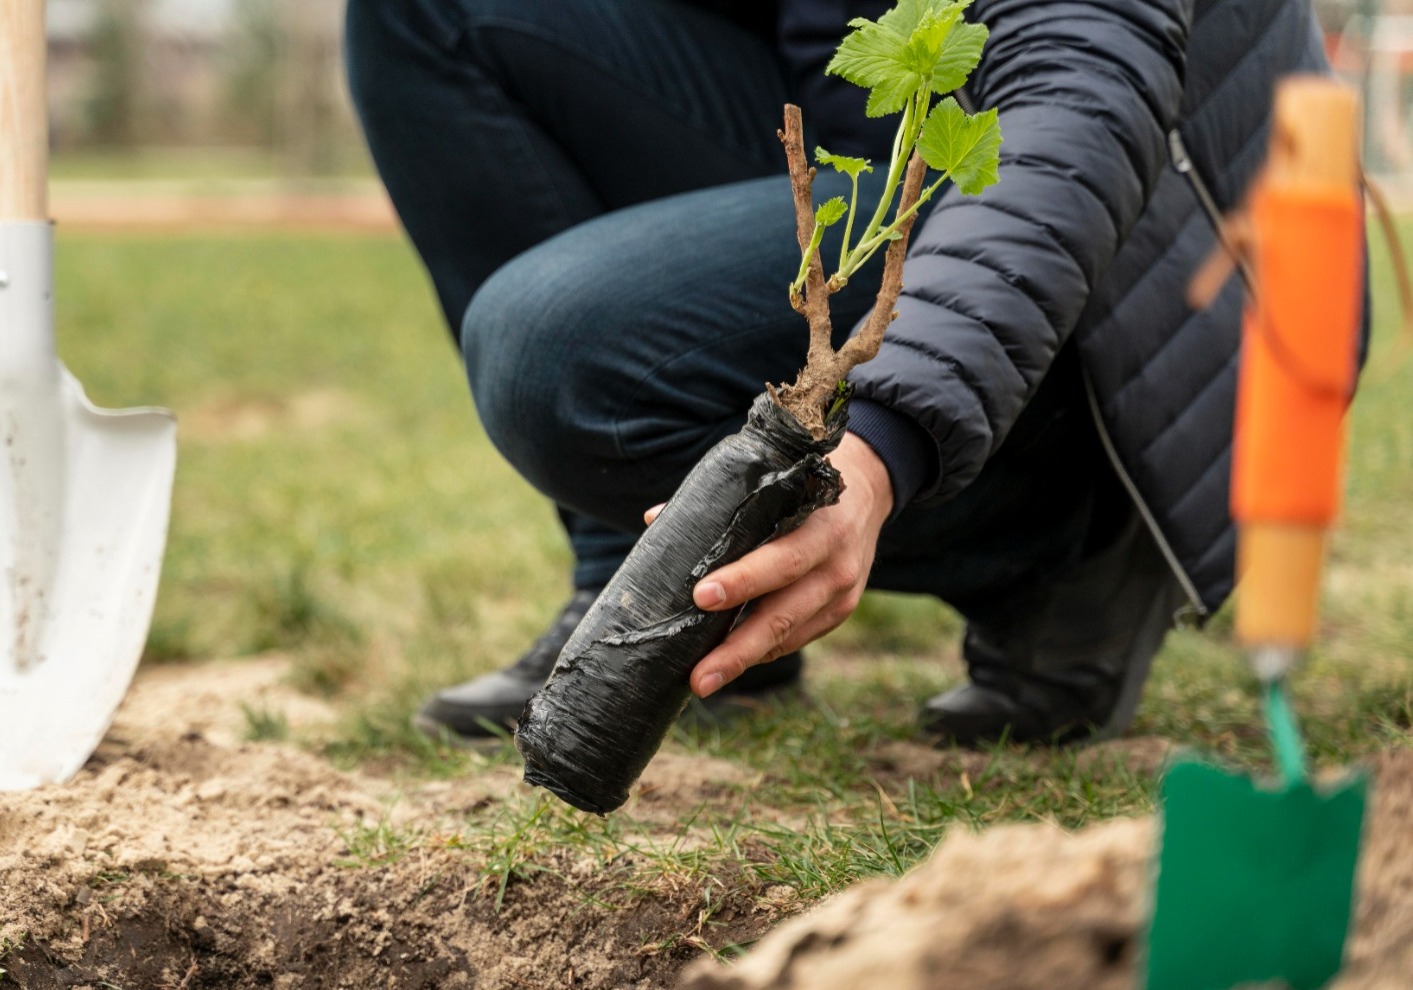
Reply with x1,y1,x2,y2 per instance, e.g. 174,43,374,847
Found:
1145,79,1368,990
0,0,177,790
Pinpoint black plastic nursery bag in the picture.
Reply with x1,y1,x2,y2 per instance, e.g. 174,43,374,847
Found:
515,391,848,814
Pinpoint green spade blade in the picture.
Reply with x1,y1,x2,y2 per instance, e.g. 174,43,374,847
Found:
1145,759,1367,990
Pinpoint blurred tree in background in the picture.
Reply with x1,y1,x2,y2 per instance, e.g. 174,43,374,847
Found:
221,0,280,148
45,0,1409,179
85,0,148,146
222,0,345,174
50,0,358,175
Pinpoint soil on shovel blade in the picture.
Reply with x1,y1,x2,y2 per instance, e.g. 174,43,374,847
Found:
3,656,1411,990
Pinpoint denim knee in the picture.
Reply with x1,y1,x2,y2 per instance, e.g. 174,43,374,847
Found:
460,249,630,515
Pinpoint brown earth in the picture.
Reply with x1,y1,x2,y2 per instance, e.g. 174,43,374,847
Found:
681,751,1413,990
0,658,782,990
4,658,1409,990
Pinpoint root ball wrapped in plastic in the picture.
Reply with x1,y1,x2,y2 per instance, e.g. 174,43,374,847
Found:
514,393,848,814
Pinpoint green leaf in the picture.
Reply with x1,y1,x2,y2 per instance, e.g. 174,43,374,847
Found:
827,0,971,117
815,147,874,179
815,197,848,227
916,98,1002,195
930,20,988,95
864,73,923,118
901,9,959,75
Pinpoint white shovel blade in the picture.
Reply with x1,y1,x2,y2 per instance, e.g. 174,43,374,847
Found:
0,370,176,790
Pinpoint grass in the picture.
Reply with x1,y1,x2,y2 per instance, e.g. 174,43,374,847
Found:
49,146,377,183
240,701,290,742
52,220,1413,917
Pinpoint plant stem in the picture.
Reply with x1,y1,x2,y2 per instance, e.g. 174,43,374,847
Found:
850,171,950,269
852,100,917,274
775,118,930,437
839,89,932,281
792,220,828,296
840,170,861,272
834,151,929,370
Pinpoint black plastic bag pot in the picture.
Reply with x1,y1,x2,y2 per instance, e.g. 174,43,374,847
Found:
515,391,848,814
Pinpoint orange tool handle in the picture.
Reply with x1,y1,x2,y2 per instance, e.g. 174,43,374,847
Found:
1232,79,1363,650
1231,186,1363,525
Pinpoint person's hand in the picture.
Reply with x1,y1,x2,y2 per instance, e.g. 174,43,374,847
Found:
644,432,894,698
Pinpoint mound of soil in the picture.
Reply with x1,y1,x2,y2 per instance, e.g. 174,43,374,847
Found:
0,658,777,990
680,750,1413,990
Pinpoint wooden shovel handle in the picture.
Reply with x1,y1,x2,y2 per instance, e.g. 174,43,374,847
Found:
0,0,48,220
1234,78,1362,649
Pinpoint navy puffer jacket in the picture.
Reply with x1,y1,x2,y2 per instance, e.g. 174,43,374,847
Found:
826,0,1339,616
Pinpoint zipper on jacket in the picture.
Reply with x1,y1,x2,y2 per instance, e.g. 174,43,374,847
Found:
1081,368,1209,625
1073,129,1243,626
1168,129,1257,293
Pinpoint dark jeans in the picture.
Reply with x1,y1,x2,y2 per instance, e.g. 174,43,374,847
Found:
345,0,1125,633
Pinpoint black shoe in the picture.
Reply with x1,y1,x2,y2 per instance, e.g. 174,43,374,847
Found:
414,589,803,743
414,588,600,742
921,512,1189,749
919,658,1124,746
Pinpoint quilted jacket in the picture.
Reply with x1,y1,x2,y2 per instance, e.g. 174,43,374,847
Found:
826,0,1341,616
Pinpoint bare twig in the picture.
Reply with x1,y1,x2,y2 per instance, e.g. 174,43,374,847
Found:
779,105,835,372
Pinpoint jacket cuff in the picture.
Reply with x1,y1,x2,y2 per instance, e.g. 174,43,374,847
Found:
845,399,940,518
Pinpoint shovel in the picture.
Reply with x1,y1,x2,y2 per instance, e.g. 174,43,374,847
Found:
1145,79,1369,990
0,0,177,791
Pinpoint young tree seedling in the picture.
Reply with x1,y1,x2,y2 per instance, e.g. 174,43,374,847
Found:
515,0,1004,815
774,0,1002,437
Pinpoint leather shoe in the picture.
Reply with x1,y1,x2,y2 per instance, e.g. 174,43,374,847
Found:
920,665,1121,746
414,588,803,743
921,510,1188,748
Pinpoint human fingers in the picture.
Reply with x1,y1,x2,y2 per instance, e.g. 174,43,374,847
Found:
690,576,862,696
643,502,666,526
692,514,837,611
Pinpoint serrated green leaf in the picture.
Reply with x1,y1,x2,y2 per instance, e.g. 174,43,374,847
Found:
864,73,924,117
902,9,961,75
815,147,874,179
930,20,988,95
878,0,957,39
815,197,848,227
916,98,1002,195
828,20,918,115
827,0,971,117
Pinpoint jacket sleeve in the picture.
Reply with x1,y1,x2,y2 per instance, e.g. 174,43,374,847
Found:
847,0,1192,503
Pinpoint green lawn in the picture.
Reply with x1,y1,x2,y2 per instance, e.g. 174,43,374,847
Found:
52,224,1413,905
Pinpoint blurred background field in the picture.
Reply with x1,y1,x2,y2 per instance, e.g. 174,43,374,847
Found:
44,2,1413,166
37,0,1413,881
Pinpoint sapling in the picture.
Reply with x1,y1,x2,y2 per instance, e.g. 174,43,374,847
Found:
515,0,1002,814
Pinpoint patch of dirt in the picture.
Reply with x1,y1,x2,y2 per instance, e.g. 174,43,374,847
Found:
0,660,780,990
7,657,1410,990
180,388,361,444
680,749,1413,990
